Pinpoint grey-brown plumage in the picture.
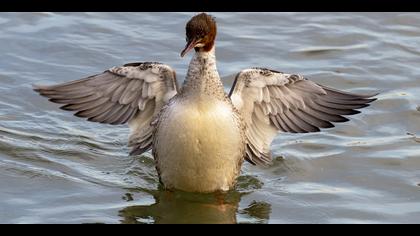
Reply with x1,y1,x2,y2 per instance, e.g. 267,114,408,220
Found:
229,68,377,166
33,13,377,193
34,62,179,156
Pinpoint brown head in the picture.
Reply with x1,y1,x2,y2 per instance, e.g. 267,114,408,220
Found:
180,13,217,57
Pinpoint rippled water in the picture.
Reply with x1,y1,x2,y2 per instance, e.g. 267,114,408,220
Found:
1,12,420,224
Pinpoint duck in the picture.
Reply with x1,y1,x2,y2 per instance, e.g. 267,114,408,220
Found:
34,13,377,193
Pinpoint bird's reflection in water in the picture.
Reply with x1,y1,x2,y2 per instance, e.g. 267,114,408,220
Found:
119,176,271,224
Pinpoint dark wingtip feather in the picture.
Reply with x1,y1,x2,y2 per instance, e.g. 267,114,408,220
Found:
320,84,378,97
326,123,335,129
32,84,41,92
349,109,361,115
367,97,378,103
60,104,75,111
359,104,370,109
246,159,257,166
333,116,350,123
32,84,55,94
86,115,100,122
129,146,150,156
49,98,66,104
365,92,380,98
312,126,321,132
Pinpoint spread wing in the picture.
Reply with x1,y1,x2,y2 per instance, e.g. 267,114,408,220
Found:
34,62,179,155
229,68,377,166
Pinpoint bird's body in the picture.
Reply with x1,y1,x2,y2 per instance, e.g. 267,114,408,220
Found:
153,47,246,192
154,95,245,192
34,13,377,193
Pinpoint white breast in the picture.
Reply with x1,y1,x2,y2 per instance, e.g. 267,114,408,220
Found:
153,96,245,192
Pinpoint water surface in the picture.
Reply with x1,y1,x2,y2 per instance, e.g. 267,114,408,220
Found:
1,12,420,223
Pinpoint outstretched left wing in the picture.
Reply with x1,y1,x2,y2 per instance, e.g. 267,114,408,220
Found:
34,62,179,155
229,68,377,166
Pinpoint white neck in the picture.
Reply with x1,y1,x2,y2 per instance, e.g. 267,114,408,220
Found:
181,46,225,98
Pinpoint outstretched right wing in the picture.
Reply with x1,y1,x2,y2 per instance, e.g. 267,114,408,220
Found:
229,68,377,166
34,62,179,155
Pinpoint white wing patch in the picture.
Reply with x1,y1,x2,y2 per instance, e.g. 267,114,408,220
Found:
229,68,377,166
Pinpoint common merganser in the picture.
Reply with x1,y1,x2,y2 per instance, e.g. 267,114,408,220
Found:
34,13,377,193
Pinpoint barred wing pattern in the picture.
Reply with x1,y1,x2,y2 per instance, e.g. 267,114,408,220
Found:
229,68,377,166
34,62,178,155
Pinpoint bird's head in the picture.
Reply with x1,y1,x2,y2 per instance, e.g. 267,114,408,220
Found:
181,13,217,57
